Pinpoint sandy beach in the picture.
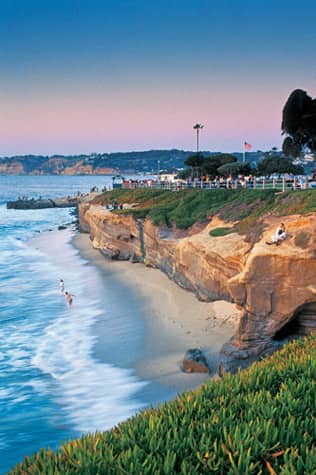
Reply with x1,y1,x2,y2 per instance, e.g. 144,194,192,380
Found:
73,232,240,391
29,227,240,408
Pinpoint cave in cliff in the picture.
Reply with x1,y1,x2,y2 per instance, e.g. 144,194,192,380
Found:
273,302,316,341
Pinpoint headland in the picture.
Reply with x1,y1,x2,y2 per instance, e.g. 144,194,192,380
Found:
78,188,316,374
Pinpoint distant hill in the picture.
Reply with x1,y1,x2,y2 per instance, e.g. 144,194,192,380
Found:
0,149,264,175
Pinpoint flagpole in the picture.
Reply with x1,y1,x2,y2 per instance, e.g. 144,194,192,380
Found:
243,142,245,163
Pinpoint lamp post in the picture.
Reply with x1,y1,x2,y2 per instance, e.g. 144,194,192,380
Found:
193,123,204,153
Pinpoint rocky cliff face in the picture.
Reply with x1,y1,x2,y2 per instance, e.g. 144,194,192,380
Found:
0,161,25,174
0,157,118,175
79,201,316,373
62,163,117,175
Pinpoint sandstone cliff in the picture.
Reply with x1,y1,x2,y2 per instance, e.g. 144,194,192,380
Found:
79,200,316,373
0,161,25,174
0,157,118,175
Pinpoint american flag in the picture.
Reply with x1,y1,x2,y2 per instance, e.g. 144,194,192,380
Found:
244,141,252,151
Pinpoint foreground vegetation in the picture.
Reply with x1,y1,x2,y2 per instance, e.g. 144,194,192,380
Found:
93,188,316,240
10,335,316,474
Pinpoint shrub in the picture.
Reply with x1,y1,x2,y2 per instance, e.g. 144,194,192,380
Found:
9,336,316,475
209,227,234,237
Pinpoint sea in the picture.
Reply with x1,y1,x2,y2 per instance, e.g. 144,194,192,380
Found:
0,175,151,473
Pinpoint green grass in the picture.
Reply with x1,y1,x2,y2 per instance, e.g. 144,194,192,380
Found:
90,189,316,243
9,335,316,474
209,227,235,237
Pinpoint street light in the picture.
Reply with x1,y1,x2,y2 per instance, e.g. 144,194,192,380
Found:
193,123,204,153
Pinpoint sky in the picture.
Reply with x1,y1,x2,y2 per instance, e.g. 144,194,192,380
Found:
1,0,316,155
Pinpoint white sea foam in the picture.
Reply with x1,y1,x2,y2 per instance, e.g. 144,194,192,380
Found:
1,229,147,434
31,292,146,431
0,176,120,472
27,231,147,433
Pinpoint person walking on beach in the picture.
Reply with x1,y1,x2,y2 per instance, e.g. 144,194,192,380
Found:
59,279,64,293
64,291,73,307
266,223,287,246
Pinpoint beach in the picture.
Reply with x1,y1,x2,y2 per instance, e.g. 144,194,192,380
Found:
28,226,240,412
73,233,240,389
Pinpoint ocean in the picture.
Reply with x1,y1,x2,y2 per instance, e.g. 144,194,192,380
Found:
0,176,149,473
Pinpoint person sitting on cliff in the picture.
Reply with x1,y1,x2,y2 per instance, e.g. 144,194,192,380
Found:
266,223,287,246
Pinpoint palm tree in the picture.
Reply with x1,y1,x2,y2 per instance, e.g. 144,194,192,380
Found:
193,123,204,153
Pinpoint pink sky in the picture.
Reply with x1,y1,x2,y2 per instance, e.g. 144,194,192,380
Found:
0,83,290,155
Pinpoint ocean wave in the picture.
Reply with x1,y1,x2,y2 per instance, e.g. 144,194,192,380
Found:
0,176,121,472
0,228,147,436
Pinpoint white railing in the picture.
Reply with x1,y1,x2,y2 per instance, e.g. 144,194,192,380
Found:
121,178,314,192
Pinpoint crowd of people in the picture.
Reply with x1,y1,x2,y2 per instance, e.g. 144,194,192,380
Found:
120,174,315,190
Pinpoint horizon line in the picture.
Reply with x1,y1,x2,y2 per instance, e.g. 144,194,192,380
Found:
0,148,275,159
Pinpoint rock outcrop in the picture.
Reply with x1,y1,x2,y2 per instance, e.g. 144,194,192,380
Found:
79,200,316,373
182,349,210,373
7,196,78,210
80,206,142,260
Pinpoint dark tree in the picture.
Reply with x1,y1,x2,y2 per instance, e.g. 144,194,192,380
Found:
217,162,251,177
212,153,237,165
184,154,205,177
282,89,316,156
184,153,242,179
201,156,221,177
282,137,301,158
201,154,237,178
184,154,205,169
257,155,304,176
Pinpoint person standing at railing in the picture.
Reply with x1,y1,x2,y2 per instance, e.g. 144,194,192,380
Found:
300,176,307,189
239,175,246,188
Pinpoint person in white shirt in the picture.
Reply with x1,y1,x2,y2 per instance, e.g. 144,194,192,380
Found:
266,223,286,246
59,279,64,293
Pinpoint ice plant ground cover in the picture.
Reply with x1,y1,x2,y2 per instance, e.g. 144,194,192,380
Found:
10,335,316,475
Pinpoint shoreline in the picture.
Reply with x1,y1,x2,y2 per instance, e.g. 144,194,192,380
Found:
29,226,240,407
72,232,240,390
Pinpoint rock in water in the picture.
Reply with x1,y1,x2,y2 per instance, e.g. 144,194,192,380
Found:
182,348,210,373
7,196,78,210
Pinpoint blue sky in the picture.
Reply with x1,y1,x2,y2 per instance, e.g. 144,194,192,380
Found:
1,0,316,154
